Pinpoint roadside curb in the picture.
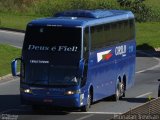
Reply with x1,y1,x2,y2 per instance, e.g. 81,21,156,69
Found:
155,48,160,52
0,27,25,33
0,74,13,81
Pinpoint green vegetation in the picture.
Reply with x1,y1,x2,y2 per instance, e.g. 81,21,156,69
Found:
0,13,38,30
1,0,159,21
136,22,160,49
144,0,160,22
0,0,118,15
0,44,21,77
0,0,160,28
32,0,120,16
144,0,160,11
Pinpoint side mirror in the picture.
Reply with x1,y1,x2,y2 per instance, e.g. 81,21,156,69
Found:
79,59,85,78
11,58,21,76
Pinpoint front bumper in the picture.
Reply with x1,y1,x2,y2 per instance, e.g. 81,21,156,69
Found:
21,93,82,108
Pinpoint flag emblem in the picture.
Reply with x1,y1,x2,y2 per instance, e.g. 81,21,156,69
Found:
97,50,113,62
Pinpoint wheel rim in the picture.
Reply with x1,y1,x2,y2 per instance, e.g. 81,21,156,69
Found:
87,94,91,108
120,82,124,96
116,87,120,99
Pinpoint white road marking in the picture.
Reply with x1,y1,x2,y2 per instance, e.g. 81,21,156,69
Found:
75,114,94,120
136,51,160,74
135,92,152,98
71,112,122,114
0,30,24,36
9,44,22,49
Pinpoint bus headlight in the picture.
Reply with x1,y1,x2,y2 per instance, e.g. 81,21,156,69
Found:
65,89,81,95
21,88,32,94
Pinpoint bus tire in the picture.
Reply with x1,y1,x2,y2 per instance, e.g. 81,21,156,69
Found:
158,84,160,97
81,93,91,112
120,80,125,99
112,82,120,101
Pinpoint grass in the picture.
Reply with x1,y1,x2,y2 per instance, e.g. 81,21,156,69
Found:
0,13,39,30
0,44,21,77
136,22,160,49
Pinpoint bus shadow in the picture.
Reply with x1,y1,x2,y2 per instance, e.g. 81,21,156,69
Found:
136,43,160,58
28,107,78,115
120,97,154,103
0,95,75,115
0,95,21,112
3,108,71,115
91,96,116,105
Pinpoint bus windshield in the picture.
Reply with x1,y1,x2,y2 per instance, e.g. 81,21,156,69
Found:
22,26,81,86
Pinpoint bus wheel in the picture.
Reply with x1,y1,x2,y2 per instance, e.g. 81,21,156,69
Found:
120,81,125,99
81,93,91,112
113,82,121,101
158,84,160,97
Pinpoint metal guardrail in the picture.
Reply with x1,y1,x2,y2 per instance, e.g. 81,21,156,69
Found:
112,97,160,120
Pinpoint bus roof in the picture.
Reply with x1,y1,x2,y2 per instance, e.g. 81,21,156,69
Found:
29,10,134,28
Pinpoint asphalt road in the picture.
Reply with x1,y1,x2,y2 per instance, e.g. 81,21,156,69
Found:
0,30,24,48
0,30,160,120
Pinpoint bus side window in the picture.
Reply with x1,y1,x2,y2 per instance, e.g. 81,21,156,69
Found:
84,27,89,60
104,24,111,46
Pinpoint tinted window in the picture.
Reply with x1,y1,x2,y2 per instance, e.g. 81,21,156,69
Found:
23,26,81,66
90,19,135,51
24,26,81,51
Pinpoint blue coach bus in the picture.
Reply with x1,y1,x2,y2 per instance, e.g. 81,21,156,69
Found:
11,10,136,112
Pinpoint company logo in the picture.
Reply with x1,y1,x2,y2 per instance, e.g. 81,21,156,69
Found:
97,50,113,62
115,45,126,57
